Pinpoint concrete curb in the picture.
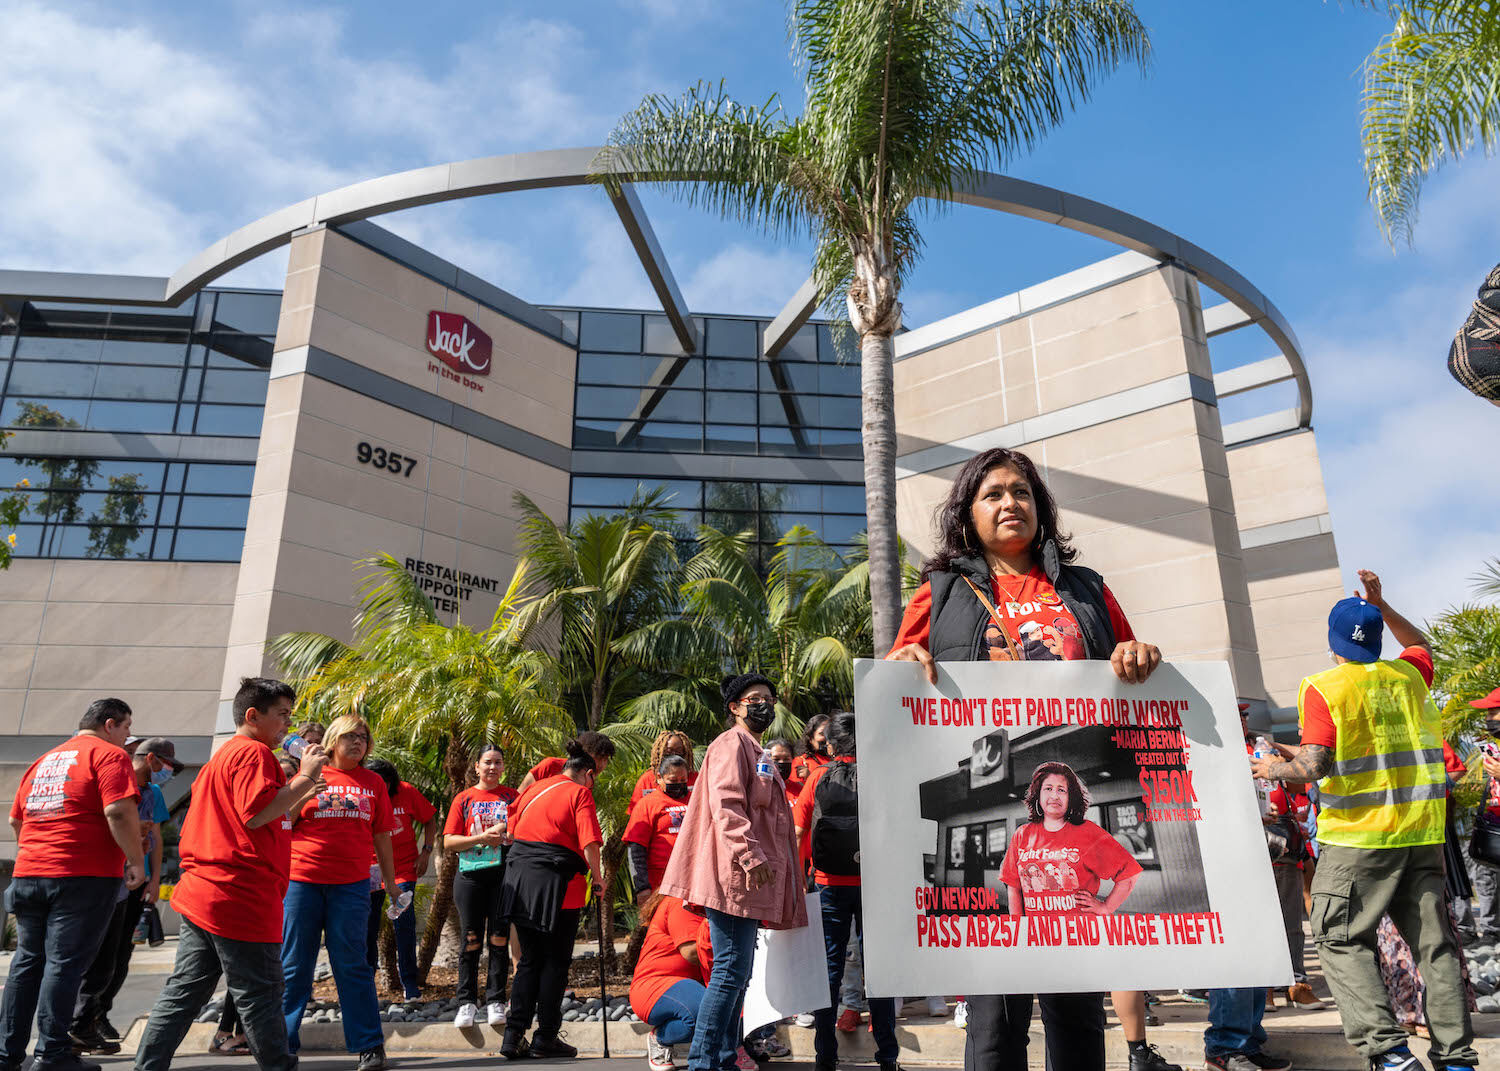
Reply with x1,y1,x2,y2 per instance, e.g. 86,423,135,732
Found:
121,1015,1500,1069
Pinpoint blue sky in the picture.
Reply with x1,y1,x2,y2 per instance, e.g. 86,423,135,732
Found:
3,0,1496,633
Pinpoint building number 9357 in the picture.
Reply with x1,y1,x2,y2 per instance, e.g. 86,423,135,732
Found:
356,441,418,478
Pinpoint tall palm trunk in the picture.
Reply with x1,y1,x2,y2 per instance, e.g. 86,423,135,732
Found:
417,731,472,981
850,248,904,656
598,834,626,969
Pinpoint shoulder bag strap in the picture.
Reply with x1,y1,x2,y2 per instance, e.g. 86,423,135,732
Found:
960,576,1025,661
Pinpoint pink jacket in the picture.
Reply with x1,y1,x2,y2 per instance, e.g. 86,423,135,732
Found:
657,724,807,930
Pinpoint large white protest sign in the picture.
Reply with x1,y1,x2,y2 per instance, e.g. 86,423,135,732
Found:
741,892,830,1032
856,658,1292,996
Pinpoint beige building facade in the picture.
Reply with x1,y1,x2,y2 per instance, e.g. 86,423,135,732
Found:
0,150,1338,855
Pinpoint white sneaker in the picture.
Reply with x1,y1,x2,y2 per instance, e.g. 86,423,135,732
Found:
453,1003,478,1028
486,1001,507,1026
953,1000,968,1029
793,1012,815,1028
926,995,949,1017
646,1030,675,1071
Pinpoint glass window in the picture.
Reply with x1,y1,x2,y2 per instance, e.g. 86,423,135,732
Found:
174,406,197,434
761,483,820,511
576,386,650,421
643,315,691,355
79,519,153,560
183,463,255,495
98,339,190,366
822,483,866,513
5,361,99,398
642,387,702,424
759,427,800,455
818,514,865,545
706,391,757,424
157,494,180,526
163,464,185,493
816,396,861,429
577,353,646,386
210,291,282,336
578,311,642,353
13,335,103,362
177,495,250,528
571,476,702,509
92,460,166,489
19,304,110,336
819,363,859,395
168,528,244,561
179,368,202,400
86,400,176,433
633,421,701,452
706,318,759,358
765,511,821,539
200,368,269,405
778,325,819,363
193,404,264,437
106,308,195,337
6,526,42,556
705,509,756,536
205,334,275,369
705,358,756,391
817,429,862,458
92,364,183,402
818,324,858,363
572,420,618,450
2,397,89,428
758,394,792,426
705,423,757,454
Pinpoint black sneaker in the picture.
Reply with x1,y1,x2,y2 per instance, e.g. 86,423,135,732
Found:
528,1033,578,1059
1128,1043,1181,1071
34,1055,104,1071
96,1017,121,1043
1246,1052,1293,1071
68,1027,121,1056
357,1046,388,1071
500,1034,533,1061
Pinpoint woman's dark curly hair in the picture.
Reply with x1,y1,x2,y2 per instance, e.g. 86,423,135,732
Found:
1023,761,1091,825
920,447,1076,581
800,713,831,757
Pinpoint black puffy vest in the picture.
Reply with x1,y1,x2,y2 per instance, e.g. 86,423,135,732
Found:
926,543,1116,663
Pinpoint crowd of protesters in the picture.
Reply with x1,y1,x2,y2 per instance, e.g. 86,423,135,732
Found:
2,445,1498,1071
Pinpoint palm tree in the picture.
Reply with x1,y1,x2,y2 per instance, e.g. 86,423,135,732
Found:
267,553,573,982
1358,1,1500,244
595,0,1150,654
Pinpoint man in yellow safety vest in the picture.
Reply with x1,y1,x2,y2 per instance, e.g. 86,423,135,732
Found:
1251,570,1476,1071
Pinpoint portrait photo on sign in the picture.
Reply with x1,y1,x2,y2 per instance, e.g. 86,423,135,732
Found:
923,724,1211,918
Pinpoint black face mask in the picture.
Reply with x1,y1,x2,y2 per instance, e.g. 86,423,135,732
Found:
742,700,775,732
663,782,690,800
813,741,829,757
774,760,793,781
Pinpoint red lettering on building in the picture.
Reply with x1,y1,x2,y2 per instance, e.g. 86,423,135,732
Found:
425,311,492,381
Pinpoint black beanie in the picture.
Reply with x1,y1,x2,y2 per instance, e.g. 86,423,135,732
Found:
721,672,777,711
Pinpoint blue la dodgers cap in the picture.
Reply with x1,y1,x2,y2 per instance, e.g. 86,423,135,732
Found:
1328,597,1384,663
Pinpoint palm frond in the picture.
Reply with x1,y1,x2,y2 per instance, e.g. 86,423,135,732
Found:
265,631,353,686
353,553,439,637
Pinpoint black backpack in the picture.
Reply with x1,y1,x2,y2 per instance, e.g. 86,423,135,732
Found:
811,760,860,876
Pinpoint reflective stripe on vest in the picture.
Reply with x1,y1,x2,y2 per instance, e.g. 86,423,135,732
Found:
1300,658,1446,850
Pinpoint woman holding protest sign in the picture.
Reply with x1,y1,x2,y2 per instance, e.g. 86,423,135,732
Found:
657,673,807,1071
886,446,1173,1071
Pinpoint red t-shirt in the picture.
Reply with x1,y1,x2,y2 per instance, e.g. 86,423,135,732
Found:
695,914,715,981
290,765,398,885
12,734,139,879
1299,647,1435,749
628,896,707,1020
445,784,519,869
630,768,700,811
890,570,1134,660
623,790,691,888
1000,819,1143,915
511,775,603,909
372,782,437,884
792,758,860,888
528,756,566,783
792,752,828,784
171,734,291,943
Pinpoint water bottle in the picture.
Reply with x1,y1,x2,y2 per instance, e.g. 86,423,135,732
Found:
387,889,414,920
283,733,306,760
756,748,776,781
1252,736,1276,815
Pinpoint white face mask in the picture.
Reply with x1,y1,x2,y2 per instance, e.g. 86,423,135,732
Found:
150,764,173,786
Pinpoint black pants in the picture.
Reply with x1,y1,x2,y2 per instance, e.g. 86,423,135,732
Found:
964,991,1105,1071
74,884,147,1032
504,908,578,1041
454,866,510,1005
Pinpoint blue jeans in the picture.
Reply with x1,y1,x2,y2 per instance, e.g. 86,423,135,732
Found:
1205,987,1268,1057
282,879,383,1053
367,882,419,998
648,978,706,1047
687,909,759,1071
0,875,120,1064
814,884,897,1064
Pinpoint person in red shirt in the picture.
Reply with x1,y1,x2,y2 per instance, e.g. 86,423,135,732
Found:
498,740,604,1060
362,759,436,1002
444,743,520,1029
0,697,145,1070
629,893,711,1071
625,756,692,899
516,730,616,795
886,447,1171,1071
281,714,400,1071
794,714,831,785
133,677,328,1071
630,731,699,810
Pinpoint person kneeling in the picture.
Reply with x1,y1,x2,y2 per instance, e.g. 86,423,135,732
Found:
630,894,713,1071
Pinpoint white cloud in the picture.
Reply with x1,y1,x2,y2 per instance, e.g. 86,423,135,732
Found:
680,242,810,317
